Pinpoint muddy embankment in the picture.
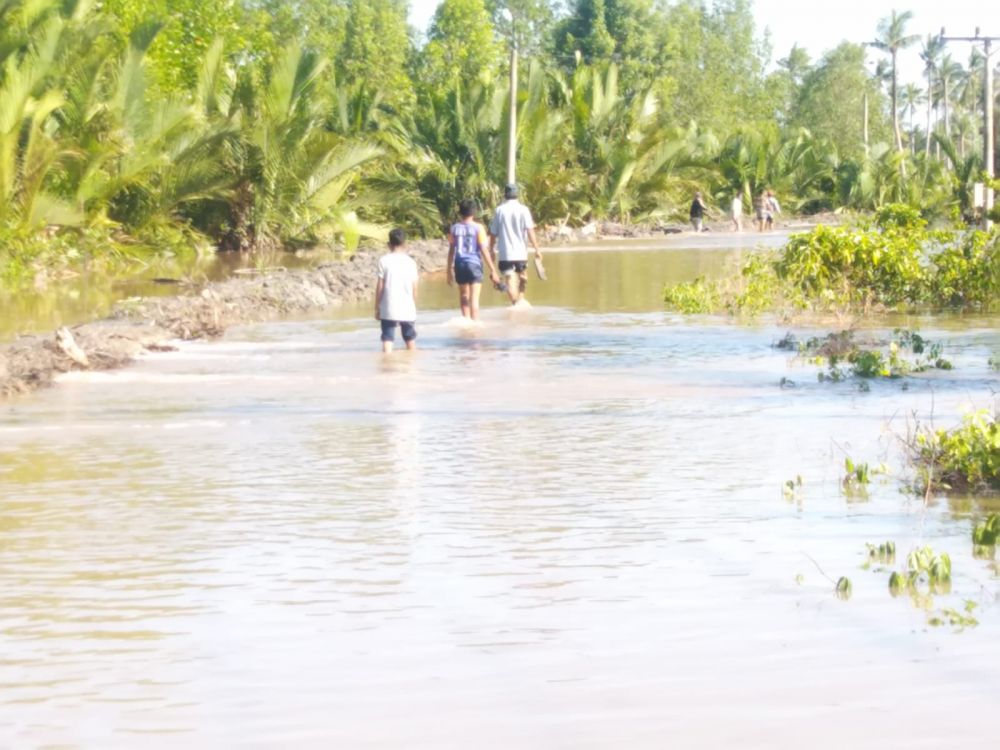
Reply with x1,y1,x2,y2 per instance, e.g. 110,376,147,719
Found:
0,241,447,398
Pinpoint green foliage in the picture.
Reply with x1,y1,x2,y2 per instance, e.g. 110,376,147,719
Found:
421,0,503,90
878,543,980,630
816,330,952,381
665,213,998,315
866,541,896,565
913,411,1000,494
835,576,852,599
843,457,873,489
927,601,979,629
662,277,719,314
789,43,889,162
972,514,1000,547
782,474,803,500
100,0,267,93
339,0,414,113
1,0,997,283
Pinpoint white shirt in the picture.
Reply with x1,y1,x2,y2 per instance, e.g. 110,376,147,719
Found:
489,200,535,262
377,252,418,322
731,197,742,216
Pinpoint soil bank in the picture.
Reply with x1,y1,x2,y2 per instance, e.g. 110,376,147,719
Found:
0,241,446,398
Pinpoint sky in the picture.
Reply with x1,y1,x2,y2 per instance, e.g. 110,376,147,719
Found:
408,0,996,85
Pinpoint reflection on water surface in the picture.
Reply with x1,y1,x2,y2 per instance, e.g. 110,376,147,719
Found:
1,236,998,747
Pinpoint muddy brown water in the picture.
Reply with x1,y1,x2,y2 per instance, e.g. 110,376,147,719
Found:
1,233,999,747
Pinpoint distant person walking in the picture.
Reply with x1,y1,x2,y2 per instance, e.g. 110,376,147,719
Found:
765,190,781,230
374,228,418,354
689,191,707,232
731,193,743,232
448,199,499,321
489,184,542,306
753,190,767,232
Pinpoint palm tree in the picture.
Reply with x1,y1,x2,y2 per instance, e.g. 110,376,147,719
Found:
900,83,924,153
936,55,964,157
919,34,944,157
872,11,918,153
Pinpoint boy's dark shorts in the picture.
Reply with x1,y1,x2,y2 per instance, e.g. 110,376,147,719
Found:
454,261,483,285
380,320,417,343
499,261,527,274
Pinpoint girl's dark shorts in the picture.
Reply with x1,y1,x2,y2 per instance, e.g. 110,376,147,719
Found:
380,320,417,343
454,261,483,285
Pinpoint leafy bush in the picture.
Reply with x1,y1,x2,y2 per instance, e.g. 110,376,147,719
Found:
926,231,1000,308
913,411,1000,494
664,209,999,315
662,277,720,313
874,203,926,231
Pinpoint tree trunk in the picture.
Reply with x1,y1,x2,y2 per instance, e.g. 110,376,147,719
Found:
891,52,903,152
943,76,951,168
925,70,933,158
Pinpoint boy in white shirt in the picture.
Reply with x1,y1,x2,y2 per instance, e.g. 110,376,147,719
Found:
374,228,419,353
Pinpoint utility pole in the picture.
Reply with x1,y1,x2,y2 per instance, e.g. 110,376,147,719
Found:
505,9,518,186
863,91,870,157
940,28,999,230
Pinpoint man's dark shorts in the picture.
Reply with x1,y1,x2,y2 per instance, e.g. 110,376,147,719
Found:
454,260,483,285
499,261,527,274
380,320,417,343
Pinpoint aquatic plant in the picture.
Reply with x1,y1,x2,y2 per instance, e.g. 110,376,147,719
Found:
972,514,1000,547
662,277,719,314
863,542,980,630
866,541,897,565
835,576,852,599
911,411,1000,494
887,545,952,607
927,601,979,629
782,475,804,501
803,329,952,381
842,458,874,497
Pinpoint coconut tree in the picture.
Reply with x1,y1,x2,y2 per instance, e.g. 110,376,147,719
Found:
0,16,80,232
564,62,690,223
936,55,964,160
872,10,918,154
406,75,508,224
192,44,386,251
899,83,924,154
919,34,944,158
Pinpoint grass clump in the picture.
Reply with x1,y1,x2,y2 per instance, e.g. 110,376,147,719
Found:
911,411,1000,494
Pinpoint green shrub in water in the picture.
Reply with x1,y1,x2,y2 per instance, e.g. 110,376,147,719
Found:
835,576,852,599
972,515,1000,547
913,411,1000,494
663,206,1000,315
806,329,952,381
662,277,720,314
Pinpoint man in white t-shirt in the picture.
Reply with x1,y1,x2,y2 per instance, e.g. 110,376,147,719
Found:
489,184,542,305
374,228,419,353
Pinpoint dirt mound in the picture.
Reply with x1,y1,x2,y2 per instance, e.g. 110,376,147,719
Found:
0,241,447,398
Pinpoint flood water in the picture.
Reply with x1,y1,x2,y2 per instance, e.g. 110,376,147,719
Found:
2,235,999,748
